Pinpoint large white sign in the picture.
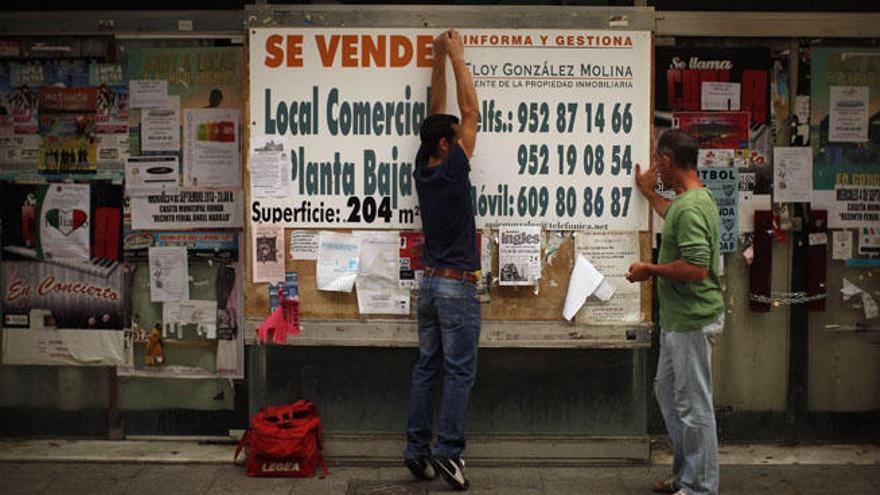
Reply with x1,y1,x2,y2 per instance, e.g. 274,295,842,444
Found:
248,28,651,230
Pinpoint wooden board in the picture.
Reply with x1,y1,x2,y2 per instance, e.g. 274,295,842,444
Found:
244,229,653,323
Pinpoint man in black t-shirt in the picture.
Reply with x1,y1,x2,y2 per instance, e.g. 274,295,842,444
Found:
403,29,480,492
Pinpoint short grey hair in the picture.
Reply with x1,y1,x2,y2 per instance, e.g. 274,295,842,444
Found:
657,129,698,170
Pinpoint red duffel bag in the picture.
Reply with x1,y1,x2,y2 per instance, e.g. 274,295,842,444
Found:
234,400,328,478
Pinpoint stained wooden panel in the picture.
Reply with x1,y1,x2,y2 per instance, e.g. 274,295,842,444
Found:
244,229,653,323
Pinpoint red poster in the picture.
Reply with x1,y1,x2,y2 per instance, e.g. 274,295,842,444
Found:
673,111,750,150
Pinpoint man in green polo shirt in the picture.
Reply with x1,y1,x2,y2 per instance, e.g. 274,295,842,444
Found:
626,129,724,495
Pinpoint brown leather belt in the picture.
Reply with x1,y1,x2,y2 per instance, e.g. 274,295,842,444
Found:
424,266,478,283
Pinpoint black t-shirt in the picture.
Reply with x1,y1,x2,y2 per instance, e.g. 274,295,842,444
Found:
413,143,480,271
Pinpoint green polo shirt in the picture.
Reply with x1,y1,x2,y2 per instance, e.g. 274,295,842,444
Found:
657,187,724,331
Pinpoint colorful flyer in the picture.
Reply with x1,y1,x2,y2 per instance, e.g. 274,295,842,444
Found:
184,108,241,189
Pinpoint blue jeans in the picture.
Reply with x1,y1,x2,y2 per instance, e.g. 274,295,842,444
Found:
655,314,724,495
404,275,481,459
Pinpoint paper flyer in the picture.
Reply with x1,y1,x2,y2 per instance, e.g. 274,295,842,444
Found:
355,231,410,315
701,81,741,111
129,79,168,108
773,147,813,203
399,231,425,290
698,149,735,168
125,155,180,197
38,183,91,261
252,223,285,283
498,226,542,286
37,87,98,173
832,230,853,261
859,228,880,257
575,231,641,324
184,108,241,189
140,95,181,152
249,136,291,199
829,85,869,143
148,246,189,302
316,231,360,292
288,230,320,260
828,185,880,228
269,272,299,312
130,189,244,230
698,167,739,253
162,299,217,339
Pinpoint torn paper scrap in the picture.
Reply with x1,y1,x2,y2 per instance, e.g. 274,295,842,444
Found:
841,277,879,320
593,278,616,302
563,254,605,321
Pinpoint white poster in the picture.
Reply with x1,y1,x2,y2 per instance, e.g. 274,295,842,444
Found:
773,146,813,203
140,96,181,152
316,231,360,292
289,230,320,260
355,231,410,315
859,227,880,257
701,82,741,111
130,189,243,230
248,28,651,230
739,192,771,233
249,136,291,199
829,86,869,143
148,246,189,302
252,223,285,283
829,185,880,228
96,133,129,165
184,108,241,189
832,230,853,261
0,134,39,166
125,155,180,197
162,299,217,339
39,183,90,261
697,148,735,168
575,231,641,324
498,226,542,286
129,80,168,109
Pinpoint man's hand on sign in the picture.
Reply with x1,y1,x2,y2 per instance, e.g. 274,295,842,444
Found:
625,261,652,283
433,32,448,59
635,163,658,197
445,29,465,62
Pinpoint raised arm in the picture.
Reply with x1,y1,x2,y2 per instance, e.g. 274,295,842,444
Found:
445,29,478,159
428,33,447,116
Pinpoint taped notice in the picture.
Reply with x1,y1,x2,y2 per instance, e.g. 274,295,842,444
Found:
575,231,640,324
316,231,360,292
288,230,319,260
130,190,243,230
498,226,542,286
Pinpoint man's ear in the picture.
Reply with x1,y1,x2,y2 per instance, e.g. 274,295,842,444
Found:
438,137,450,153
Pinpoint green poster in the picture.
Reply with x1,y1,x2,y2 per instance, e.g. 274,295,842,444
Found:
811,47,880,190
